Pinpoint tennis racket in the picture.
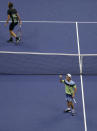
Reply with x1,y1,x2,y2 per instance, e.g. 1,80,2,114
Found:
73,98,76,104
16,24,22,41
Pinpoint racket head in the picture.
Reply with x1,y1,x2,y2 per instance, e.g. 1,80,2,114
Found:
16,24,22,40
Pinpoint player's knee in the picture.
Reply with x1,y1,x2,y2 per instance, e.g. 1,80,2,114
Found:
70,101,73,105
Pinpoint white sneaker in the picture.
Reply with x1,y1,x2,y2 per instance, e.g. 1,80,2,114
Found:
72,109,76,116
64,108,71,113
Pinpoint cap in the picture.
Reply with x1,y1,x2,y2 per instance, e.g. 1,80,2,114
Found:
66,73,72,78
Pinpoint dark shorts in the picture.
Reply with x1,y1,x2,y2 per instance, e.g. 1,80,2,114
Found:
9,22,18,31
65,94,73,102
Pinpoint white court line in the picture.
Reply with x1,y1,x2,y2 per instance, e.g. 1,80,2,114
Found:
0,51,78,55
76,22,87,131
0,20,75,23
0,51,97,56
1,20,97,24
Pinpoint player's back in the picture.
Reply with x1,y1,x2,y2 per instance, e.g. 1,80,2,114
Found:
7,8,18,22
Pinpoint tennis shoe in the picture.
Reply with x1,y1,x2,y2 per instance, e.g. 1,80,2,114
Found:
64,108,71,113
16,37,20,43
72,109,76,116
7,37,13,43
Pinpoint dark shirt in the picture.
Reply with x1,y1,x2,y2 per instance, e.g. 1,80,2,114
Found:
7,8,18,23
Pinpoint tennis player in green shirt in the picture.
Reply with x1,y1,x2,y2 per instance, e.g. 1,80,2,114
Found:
59,74,77,116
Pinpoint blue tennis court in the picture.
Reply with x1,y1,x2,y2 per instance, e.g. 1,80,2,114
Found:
0,0,97,131
0,75,84,131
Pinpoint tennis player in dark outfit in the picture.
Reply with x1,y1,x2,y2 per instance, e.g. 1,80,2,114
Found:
5,2,22,43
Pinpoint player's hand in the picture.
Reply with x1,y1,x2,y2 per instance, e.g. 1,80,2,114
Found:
59,75,62,78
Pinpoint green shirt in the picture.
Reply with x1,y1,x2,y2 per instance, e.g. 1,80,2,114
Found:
62,79,76,95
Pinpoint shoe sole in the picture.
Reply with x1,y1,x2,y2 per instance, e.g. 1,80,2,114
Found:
64,110,71,113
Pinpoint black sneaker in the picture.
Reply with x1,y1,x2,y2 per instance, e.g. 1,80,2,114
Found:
64,108,71,113
16,37,20,43
7,37,13,43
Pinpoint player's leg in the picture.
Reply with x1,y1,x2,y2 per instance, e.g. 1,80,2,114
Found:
64,94,71,112
7,22,16,42
65,94,76,115
70,101,75,116
10,29,20,42
70,102,74,109
65,101,71,112
7,22,19,43
7,23,14,42
9,30,16,38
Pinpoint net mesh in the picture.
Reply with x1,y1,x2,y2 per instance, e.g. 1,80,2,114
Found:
0,51,97,75
0,52,80,75
82,55,97,75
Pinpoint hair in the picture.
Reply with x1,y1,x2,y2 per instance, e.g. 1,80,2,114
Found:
8,2,13,9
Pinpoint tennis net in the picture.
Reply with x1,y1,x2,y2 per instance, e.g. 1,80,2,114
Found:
0,51,97,75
